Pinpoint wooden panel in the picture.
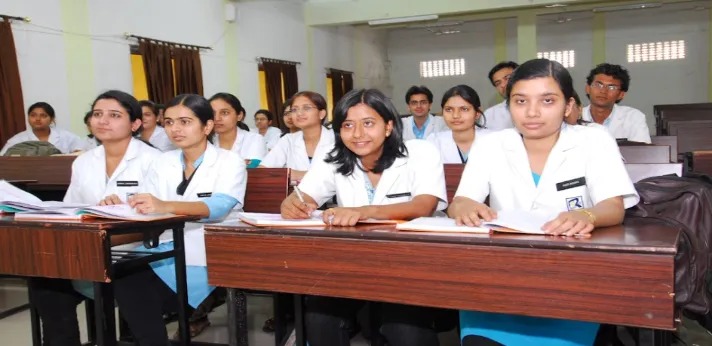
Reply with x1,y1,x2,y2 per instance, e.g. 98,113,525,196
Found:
656,109,712,135
625,163,683,182
689,151,712,176
444,164,465,203
619,145,671,163
672,126,712,153
206,226,676,330
651,136,678,161
0,227,108,282
0,156,76,188
244,168,290,213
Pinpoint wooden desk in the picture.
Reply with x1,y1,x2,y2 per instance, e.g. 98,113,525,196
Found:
205,218,680,346
625,163,683,182
651,136,679,162
0,216,197,346
0,156,75,190
619,145,671,163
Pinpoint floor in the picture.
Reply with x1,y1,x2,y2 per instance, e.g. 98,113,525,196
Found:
1,278,710,346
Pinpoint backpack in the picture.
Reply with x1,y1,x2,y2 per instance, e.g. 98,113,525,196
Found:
626,173,712,314
2,141,62,156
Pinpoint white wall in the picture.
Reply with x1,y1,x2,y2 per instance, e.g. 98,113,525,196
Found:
313,25,355,98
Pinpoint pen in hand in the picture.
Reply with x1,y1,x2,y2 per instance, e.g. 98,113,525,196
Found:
293,186,313,218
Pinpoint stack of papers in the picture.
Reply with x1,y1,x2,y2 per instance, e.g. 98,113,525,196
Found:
15,204,176,222
237,212,401,227
396,210,556,235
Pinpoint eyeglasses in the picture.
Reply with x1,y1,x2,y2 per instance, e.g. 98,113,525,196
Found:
289,105,316,114
255,118,269,122
409,100,430,107
590,81,621,91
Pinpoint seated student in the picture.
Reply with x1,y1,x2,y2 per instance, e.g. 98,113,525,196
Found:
254,109,282,150
581,63,651,143
156,103,165,126
82,110,101,149
27,90,161,346
237,105,251,132
426,85,492,164
139,100,175,152
282,100,299,136
448,59,639,346
401,85,448,140
209,92,267,167
1,102,88,155
260,91,335,182
281,88,450,346
483,61,518,131
112,94,247,346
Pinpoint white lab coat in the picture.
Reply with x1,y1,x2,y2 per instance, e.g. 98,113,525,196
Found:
147,126,175,152
214,128,267,160
455,124,639,216
581,104,651,143
426,129,493,164
64,138,161,204
401,114,448,141
260,126,282,150
260,127,335,171
1,128,89,155
299,140,448,211
147,143,247,267
83,136,100,150
483,101,515,131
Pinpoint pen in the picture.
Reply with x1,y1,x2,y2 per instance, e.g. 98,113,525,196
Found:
294,186,306,204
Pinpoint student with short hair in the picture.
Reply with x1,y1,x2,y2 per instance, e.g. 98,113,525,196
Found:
281,88,450,346
401,85,447,140
426,85,491,164
254,109,282,150
1,102,88,155
483,61,519,131
209,92,267,167
449,59,639,346
139,100,175,152
581,63,651,143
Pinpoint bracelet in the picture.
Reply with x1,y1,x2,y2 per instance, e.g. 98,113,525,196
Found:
577,209,597,224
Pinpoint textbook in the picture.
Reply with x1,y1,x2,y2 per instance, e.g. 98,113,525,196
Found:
0,180,88,213
14,204,177,222
396,210,556,235
237,212,401,227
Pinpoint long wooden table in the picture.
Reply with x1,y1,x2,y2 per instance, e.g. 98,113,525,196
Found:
205,217,681,346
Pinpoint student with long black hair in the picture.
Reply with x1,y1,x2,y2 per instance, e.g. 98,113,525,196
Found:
1,102,88,154
281,88,450,346
209,92,266,166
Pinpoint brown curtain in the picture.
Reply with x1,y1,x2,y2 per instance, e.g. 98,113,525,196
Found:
174,47,204,96
343,73,354,95
263,61,285,130
331,71,344,105
139,40,174,104
280,64,299,130
0,20,25,149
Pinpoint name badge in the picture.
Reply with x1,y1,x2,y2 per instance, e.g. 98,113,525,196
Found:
556,177,586,191
117,181,139,187
197,192,212,198
386,192,412,198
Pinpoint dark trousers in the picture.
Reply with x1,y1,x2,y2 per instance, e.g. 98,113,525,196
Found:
113,266,193,346
28,277,84,346
305,296,444,346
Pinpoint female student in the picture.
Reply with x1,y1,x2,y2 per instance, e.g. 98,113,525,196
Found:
209,92,266,167
426,85,492,164
260,91,335,181
254,109,282,149
113,94,247,346
448,59,639,346
281,88,450,346
281,100,299,135
28,90,161,346
82,110,101,149
139,100,175,152
0,102,88,155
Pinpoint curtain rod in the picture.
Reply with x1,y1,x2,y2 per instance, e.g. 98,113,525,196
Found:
257,57,301,66
126,34,212,50
326,68,354,74
0,15,28,22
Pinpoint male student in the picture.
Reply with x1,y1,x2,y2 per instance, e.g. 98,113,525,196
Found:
483,61,518,130
401,85,447,140
582,63,651,143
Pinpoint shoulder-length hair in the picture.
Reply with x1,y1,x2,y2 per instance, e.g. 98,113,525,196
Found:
325,89,407,176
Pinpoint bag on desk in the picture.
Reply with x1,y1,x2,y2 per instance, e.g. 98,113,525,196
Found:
2,141,61,156
627,173,712,314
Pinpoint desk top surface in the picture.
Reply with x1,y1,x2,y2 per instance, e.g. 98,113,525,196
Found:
205,217,680,255
0,215,199,231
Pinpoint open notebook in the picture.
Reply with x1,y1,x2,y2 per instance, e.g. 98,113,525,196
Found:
396,210,558,235
14,204,177,222
0,180,89,213
237,212,402,227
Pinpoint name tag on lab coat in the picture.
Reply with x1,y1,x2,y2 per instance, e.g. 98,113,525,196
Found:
386,192,412,198
117,181,139,187
197,192,212,198
556,177,586,191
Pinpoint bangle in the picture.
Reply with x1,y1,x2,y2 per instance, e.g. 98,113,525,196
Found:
577,209,596,224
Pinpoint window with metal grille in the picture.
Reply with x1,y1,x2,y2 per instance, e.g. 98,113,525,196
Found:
420,58,466,78
627,40,686,63
537,50,576,68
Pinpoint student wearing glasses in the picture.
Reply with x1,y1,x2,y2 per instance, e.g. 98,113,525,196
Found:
581,63,651,143
401,85,447,140
483,61,518,131
113,94,247,346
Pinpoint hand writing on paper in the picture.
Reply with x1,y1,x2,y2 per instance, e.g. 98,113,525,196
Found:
322,207,370,227
542,210,594,237
98,194,124,206
129,193,169,214
447,197,497,227
280,193,317,219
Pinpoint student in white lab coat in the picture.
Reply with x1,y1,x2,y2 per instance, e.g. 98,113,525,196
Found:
112,94,247,346
281,88,452,346
260,91,335,182
581,63,651,143
209,92,267,167
401,85,448,140
483,61,518,131
0,102,88,155
448,59,639,346
426,85,492,164
139,100,175,152
254,109,282,149
27,90,161,346
82,110,101,149
281,100,300,136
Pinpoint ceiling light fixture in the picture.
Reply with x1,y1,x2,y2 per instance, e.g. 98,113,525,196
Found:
593,2,662,12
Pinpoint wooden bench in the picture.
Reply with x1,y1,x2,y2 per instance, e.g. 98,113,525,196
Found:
619,145,671,164
625,163,683,182
243,168,290,213
650,136,678,162
685,151,712,176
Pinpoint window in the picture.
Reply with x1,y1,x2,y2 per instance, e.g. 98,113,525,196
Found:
420,59,466,78
130,52,177,101
537,50,575,68
627,40,686,63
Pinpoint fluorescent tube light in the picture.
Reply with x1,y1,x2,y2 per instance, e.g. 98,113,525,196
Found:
369,14,438,26
593,2,662,12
